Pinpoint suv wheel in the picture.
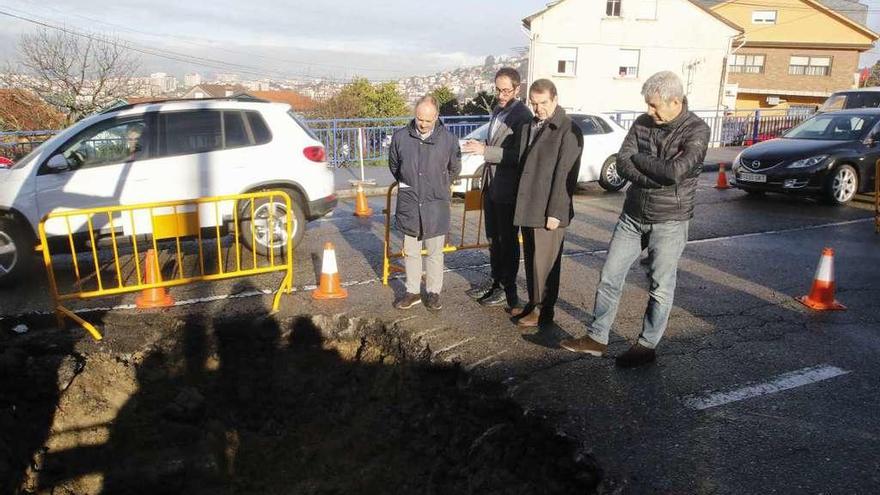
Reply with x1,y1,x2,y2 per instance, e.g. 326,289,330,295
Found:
239,190,306,258
598,156,627,192
0,217,34,287
824,164,858,205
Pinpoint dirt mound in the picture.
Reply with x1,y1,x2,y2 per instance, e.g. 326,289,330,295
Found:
1,314,601,494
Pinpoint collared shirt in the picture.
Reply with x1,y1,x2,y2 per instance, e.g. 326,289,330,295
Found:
488,102,516,142
418,126,435,141
528,117,546,148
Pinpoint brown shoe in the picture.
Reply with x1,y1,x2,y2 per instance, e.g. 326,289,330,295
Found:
393,293,422,310
559,336,607,356
516,308,540,327
507,304,529,317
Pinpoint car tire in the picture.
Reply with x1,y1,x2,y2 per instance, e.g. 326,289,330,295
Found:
824,164,858,205
239,189,306,258
0,216,34,287
598,156,627,192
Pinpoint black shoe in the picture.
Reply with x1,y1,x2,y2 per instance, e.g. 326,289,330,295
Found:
478,287,506,306
393,293,422,310
466,285,494,300
425,292,442,311
615,343,656,368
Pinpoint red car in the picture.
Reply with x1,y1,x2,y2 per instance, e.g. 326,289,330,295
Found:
0,157,13,168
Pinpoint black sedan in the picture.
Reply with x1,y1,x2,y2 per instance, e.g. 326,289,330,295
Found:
732,108,880,204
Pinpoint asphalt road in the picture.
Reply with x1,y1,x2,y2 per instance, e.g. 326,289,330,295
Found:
3,171,879,493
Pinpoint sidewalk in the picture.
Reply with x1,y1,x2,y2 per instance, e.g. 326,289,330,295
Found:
336,146,747,198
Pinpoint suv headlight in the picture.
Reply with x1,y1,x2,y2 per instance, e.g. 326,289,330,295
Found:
787,155,828,169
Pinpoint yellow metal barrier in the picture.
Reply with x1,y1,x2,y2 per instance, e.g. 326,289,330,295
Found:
38,191,295,340
382,172,489,285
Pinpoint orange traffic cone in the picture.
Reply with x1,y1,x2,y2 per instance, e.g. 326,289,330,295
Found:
715,163,731,190
136,249,174,308
313,242,348,300
354,183,373,217
797,247,846,311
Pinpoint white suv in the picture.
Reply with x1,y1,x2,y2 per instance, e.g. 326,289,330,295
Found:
0,98,336,284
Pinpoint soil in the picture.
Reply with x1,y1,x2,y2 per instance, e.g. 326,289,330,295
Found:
0,312,601,494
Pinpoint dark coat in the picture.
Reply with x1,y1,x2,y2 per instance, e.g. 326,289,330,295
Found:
388,120,462,239
482,100,534,204
513,107,583,229
615,100,710,223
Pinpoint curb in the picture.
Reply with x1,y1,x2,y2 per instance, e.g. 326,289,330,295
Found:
336,186,392,199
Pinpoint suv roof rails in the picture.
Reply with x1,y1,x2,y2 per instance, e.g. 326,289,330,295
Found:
100,94,271,114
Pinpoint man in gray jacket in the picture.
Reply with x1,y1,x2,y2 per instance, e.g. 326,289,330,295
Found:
462,68,533,308
511,79,582,328
560,71,710,367
388,95,462,311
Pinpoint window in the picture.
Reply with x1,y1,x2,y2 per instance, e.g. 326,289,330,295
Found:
789,56,831,76
557,47,577,76
49,117,150,171
247,112,272,144
224,111,249,148
752,10,777,24
574,115,613,135
606,0,621,17
618,49,640,78
161,110,223,156
728,54,765,74
785,114,878,140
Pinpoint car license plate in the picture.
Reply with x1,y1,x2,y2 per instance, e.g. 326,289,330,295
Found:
739,172,766,183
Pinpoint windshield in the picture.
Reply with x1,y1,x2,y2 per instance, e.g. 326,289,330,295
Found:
464,123,489,141
783,114,879,141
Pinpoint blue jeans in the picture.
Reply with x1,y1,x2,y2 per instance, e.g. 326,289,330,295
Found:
588,213,689,349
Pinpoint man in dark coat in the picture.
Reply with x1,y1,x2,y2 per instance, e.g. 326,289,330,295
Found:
560,71,710,367
388,95,462,311
511,79,583,328
462,67,533,308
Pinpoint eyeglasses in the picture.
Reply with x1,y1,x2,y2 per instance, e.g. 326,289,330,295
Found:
494,86,517,95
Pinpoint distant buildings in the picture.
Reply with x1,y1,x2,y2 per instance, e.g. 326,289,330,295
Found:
184,73,202,88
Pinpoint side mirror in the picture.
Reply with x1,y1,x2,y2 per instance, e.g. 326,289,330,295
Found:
46,154,70,171
863,134,879,147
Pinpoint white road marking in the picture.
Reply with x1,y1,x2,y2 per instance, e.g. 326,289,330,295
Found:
465,350,508,371
432,337,475,357
683,364,851,411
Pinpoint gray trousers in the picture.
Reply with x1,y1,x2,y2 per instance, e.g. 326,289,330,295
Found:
404,235,445,295
522,226,565,311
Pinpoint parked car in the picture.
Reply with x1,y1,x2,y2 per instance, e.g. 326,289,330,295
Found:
818,87,880,113
0,97,336,284
731,108,880,205
453,112,627,194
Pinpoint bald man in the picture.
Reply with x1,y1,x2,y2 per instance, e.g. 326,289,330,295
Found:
388,95,462,311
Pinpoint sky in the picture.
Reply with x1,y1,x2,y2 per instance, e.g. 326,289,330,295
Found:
1,0,880,81
0,0,546,81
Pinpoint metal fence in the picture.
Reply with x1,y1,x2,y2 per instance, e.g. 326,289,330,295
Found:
604,108,813,147
302,115,489,165
2,109,814,166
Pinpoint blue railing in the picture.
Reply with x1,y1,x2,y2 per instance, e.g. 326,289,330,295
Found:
302,115,489,165
2,110,812,164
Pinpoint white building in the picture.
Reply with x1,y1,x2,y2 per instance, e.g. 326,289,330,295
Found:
522,0,743,112
149,72,178,94
184,73,202,88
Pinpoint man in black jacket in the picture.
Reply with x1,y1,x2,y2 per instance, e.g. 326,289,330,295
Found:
511,79,582,328
388,95,462,311
561,71,710,367
462,67,533,308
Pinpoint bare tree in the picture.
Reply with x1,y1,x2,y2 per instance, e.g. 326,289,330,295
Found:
3,29,141,125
